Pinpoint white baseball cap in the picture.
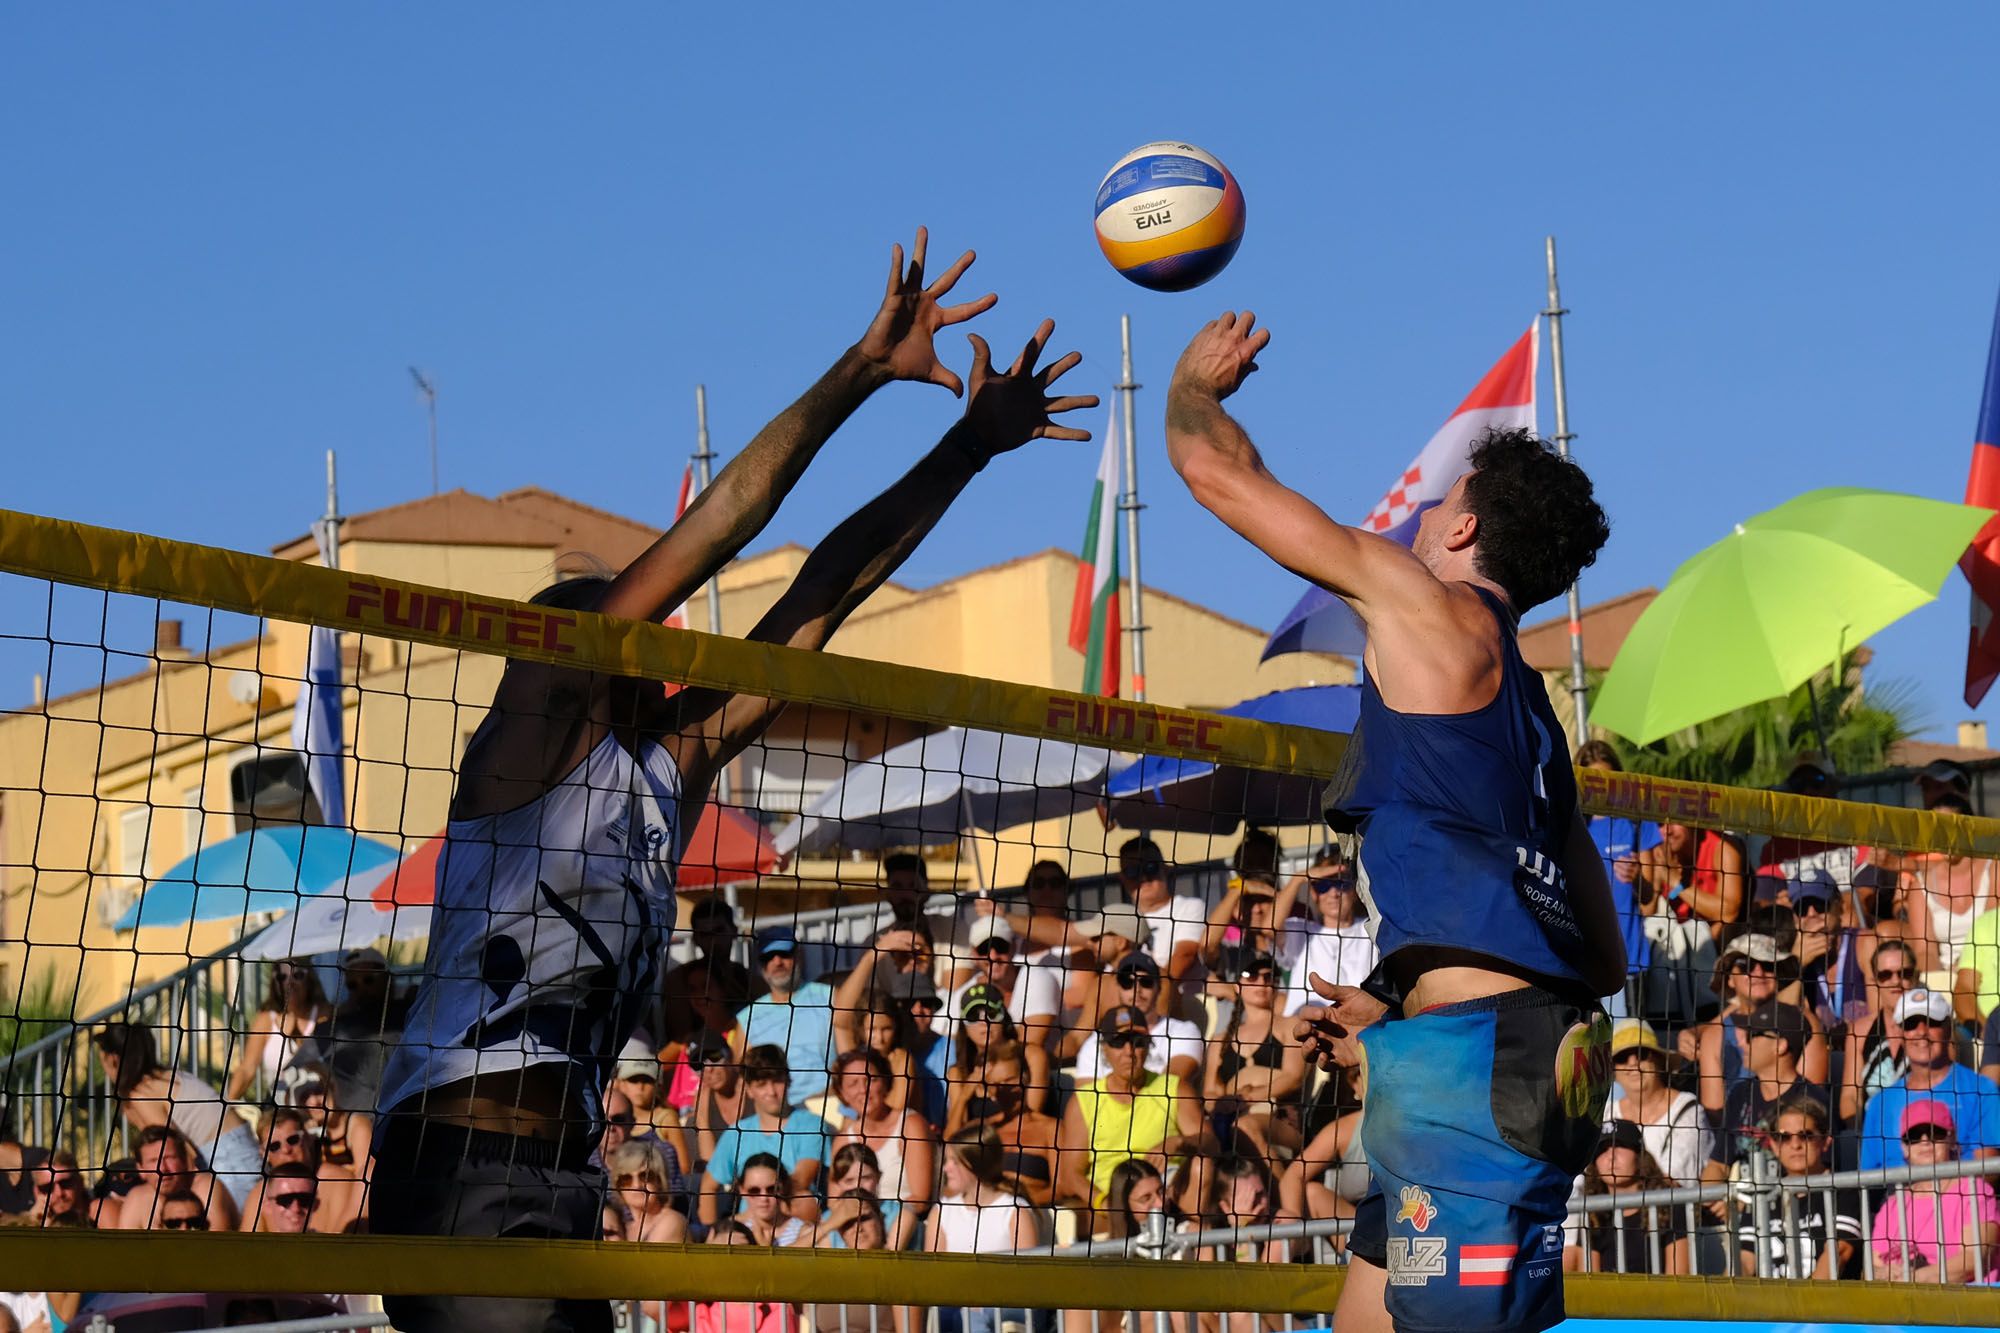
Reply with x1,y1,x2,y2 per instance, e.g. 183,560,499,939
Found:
1894,988,1952,1025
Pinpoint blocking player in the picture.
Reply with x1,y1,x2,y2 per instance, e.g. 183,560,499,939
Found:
1164,313,1624,1333
371,230,1097,1333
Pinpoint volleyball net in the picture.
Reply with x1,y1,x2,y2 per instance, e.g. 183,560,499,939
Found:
2,504,2000,1329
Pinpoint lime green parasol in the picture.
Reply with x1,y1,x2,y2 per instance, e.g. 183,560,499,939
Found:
1591,487,1995,747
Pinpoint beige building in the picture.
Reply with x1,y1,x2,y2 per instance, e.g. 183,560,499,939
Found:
0,487,1353,1015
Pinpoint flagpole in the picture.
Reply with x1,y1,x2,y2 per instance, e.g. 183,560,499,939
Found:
1543,238,1590,739
694,385,733,808
1118,315,1150,702
321,448,344,573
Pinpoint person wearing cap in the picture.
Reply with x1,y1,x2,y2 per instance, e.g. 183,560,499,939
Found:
1603,1019,1710,1189
962,859,1076,974
1202,948,1307,1157
1754,753,1871,887
1116,838,1210,1011
1709,1000,1826,1171
1272,845,1378,1019
944,981,1054,1127
938,913,1062,1055
1870,1099,2000,1283
1736,1096,1861,1280
1692,932,1829,1117
609,1036,693,1174
1071,952,1205,1086
1055,903,1152,1062
1056,1005,1209,1213
698,1044,830,1228
1786,867,1859,1032
1576,1119,1690,1275
734,927,839,1103
1858,987,2000,1172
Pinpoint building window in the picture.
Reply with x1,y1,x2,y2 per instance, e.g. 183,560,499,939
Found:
119,806,151,878
182,784,204,856
229,752,324,831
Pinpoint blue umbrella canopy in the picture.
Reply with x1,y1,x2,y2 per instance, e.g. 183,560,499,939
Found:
115,825,401,931
1105,685,1359,834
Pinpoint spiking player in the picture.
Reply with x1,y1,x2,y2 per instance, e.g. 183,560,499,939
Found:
371,230,1097,1333
1165,312,1623,1333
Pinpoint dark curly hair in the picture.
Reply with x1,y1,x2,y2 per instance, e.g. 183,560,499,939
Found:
1460,428,1610,613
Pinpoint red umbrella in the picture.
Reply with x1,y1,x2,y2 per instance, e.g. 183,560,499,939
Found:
370,803,778,907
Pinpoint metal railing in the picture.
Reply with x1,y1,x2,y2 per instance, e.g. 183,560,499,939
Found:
3,934,255,1163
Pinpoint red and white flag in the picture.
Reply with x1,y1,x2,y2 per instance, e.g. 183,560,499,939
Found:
666,462,695,630
1961,292,2000,706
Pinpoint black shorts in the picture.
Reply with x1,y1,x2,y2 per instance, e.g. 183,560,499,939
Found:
370,1119,612,1333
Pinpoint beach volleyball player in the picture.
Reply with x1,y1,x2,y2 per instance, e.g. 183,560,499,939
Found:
371,230,1097,1333
1165,313,1623,1333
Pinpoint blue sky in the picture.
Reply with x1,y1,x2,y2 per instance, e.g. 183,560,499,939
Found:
5,6,1999,743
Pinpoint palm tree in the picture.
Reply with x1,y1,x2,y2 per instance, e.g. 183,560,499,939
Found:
1605,657,1924,789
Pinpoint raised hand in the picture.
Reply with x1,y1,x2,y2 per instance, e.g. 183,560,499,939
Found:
856,227,998,396
959,319,1100,458
1170,310,1271,403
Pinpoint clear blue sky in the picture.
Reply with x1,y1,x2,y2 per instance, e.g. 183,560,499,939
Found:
6,6,1999,743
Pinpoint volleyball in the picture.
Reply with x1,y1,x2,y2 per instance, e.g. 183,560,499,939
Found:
1093,141,1246,292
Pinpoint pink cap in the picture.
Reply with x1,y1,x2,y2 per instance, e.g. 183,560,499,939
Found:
1901,1099,1956,1137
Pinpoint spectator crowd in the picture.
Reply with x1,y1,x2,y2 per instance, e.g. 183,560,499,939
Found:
7,755,2000,1327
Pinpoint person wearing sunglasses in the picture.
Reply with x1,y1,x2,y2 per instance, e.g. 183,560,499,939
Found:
108,1124,237,1233
156,1190,212,1234
1839,938,1927,1124
1733,1097,1860,1279
1116,838,1209,1013
1052,903,1150,1065
226,959,335,1104
697,1046,828,1230
249,1162,320,1235
607,1138,690,1244
1056,1006,1209,1218
1871,1100,2000,1284
1691,933,1828,1118
829,1047,934,1248
1202,951,1307,1159
940,916,1062,1060
732,928,840,1106
1857,988,2000,1172
250,1106,360,1234
28,1151,93,1228
1707,1001,1826,1178
1603,1020,1710,1190
1071,952,1204,1087
1272,846,1378,1021
962,860,1074,978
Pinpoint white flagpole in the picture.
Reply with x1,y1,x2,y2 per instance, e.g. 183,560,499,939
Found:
1544,238,1590,739
1118,315,1149,702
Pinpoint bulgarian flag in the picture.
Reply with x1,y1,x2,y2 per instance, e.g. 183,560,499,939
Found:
1069,406,1123,696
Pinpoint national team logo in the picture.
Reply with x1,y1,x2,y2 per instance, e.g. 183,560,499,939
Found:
1554,1014,1613,1120
1395,1185,1436,1233
1458,1244,1515,1287
1537,1223,1563,1258
1385,1237,1448,1287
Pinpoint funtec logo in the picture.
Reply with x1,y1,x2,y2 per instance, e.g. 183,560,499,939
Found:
1044,696,1225,753
343,580,581,655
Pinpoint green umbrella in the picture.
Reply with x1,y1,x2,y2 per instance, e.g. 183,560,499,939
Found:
1592,487,1995,747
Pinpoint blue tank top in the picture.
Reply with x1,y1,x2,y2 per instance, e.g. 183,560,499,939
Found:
1325,586,1591,1003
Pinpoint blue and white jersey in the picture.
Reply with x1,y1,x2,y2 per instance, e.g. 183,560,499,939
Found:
1325,586,1593,1003
379,729,682,1122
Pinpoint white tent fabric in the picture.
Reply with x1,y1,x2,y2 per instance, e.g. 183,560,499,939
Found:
240,861,432,961
773,727,1111,858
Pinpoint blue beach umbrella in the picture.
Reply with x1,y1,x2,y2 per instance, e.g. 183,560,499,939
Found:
1104,685,1360,834
115,825,401,932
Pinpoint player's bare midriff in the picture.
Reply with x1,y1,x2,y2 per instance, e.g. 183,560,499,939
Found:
1392,945,1538,1016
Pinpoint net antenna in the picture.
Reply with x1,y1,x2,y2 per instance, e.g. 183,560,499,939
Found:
408,366,439,495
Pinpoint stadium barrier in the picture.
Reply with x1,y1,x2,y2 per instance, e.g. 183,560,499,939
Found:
4,503,2000,1329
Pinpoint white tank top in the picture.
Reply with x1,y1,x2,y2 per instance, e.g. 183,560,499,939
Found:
932,1192,1027,1254
378,729,683,1120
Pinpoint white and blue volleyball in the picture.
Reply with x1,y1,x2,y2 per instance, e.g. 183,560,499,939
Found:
1093,141,1246,292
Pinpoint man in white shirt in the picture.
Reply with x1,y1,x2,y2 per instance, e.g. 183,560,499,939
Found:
1118,837,1211,1010
937,915,1063,1051
1275,848,1379,1016
1071,952,1207,1084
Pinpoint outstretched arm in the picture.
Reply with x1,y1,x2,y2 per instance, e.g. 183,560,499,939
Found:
1165,312,1443,627
670,320,1097,792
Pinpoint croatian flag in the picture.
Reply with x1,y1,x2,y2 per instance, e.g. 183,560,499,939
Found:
1261,325,1540,660
1961,291,2000,706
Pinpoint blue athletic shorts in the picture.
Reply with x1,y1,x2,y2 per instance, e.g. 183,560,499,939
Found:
1348,987,1611,1333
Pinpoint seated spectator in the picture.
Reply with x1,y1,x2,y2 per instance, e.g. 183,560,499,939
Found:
1201,951,1306,1157
1786,870,1856,1034
247,1162,320,1234
1058,1006,1208,1215
662,974,747,1115
155,1190,211,1234
1871,1100,2000,1284
255,1107,358,1233
1117,839,1209,1014
93,1021,263,1213
112,1125,236,1232
696,1221,801,1333
968,860,1076,969
809,1190,898,1333
1690,934,1827,1115
1605,1021,1711,1189
1055,905,1152,1065
292,1064,372,1174
1984,1006,2000,1087
612,1037,693,1175
874,852,942,956
1071,952,1205,1088
1063,1159,1176,1333
226,959,335,1104
321,946,407,1107
735,928,839,1104
1640,819,1746,934
946,983,1054,1123
669,1028,735,1117
1577,1122,1689,1274
817,1143,903,1246
1842,938,1925,1125
699,1046,828,1227
1710,1001,1825,1173
1737,1097,1860,1279
1898,789,1995,979
663,898,760,1044
1858,988,2000,1171
940,916,1062,1056
610,1139,691,1243
1191,1153,1297,1268
830,1048,934,1248
691,1033,749,1165
1272,847,1377,1018
733,1152,810,1246
1200,874,1283,1001
832,948,948,1124
28,1151,93,1228
925,1129,1046,1333
944,1039,1060,1208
